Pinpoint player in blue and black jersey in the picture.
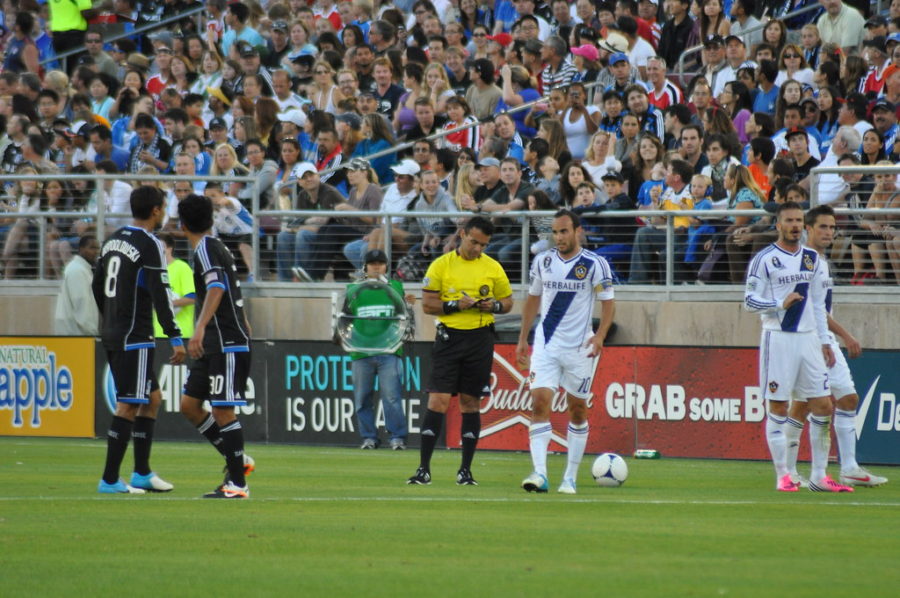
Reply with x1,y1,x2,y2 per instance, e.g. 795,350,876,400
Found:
177,194,254,499
93,185,186,495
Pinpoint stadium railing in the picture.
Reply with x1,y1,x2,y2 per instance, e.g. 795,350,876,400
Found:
40,5,206,72
3,164,900,295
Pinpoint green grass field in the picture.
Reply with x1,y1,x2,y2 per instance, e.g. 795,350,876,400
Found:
2,437,899,598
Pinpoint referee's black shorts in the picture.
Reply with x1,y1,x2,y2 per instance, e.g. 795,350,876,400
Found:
428,325,495,398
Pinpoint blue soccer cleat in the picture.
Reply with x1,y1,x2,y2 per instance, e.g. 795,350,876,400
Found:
130,472,174,492
98,479,146,494
522,471,549,493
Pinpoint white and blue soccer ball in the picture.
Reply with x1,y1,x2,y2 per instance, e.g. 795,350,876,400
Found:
591,453,628,487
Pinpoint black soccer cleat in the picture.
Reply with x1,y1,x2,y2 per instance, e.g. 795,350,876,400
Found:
406,467,432,485
456,468,478,486
203,482,249,499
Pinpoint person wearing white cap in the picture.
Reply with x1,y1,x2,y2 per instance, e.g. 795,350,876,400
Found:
275,162,345,281
365,159,420,260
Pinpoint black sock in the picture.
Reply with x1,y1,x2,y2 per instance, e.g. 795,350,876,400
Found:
131,416,155,476
418,409,444,471
102,416,133,484
460,412,481,471
220,420,246,487
196,413,226,456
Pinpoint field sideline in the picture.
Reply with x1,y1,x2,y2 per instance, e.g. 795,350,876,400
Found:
2,438,899,598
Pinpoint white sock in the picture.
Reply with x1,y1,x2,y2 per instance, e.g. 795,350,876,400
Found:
563,421,589,482
834,409,858,471
529,422,553,477
766,413,788,478
784,417,805,476
808,414,832,482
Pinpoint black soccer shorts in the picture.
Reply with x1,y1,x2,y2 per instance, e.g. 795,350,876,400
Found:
183,351,250,407
107,347,159,404
427,325,495,398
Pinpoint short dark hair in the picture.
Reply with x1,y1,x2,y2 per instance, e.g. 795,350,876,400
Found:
157,232,175,249
95,159,119,174
464,216,494,237
667,104,692,126
229,2,250,23
38,88,60,104
776,200,804,219
527,137,549,160
163,108,189,124
751,112,776,137
750,137,775,164
134,113,157,131
734,0,755,13
758,59,778,83
130,185,165,220
554,208,581,230
178,193,214,233
25,133,47,156
90,124,112,141
805,204,835,227
78,234,97,250
669,159,694,185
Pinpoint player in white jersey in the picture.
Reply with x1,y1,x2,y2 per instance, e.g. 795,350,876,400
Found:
516,209,615,495
784,206,888,488
744,201,853,493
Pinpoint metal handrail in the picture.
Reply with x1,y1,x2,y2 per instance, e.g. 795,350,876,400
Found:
41,5,206,65
674,2,824,83
319,78,609,178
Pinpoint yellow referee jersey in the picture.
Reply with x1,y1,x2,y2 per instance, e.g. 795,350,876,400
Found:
423,250,512,330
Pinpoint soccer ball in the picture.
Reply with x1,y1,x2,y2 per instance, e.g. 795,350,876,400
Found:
591,453,628,487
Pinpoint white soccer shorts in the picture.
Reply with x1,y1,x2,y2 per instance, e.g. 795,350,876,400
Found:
827,338,857,400
760,329,830,402
529,344,595,400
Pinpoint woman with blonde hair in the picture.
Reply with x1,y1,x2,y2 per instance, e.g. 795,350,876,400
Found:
309,60,345,113
423,62,455,114
582,130,620,185
210,143,250,197
1,165,44,279
720,163,766,283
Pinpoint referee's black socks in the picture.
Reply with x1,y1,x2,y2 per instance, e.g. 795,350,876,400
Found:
102,416,133,484
460,412,481,471
196,413,227,456
132,416,156,476
419,409,444,470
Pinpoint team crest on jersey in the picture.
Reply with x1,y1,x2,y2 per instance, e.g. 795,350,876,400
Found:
769,381,779,393
803,254,814,271
479,284,490,297
771,256,784,269
573,264,588,280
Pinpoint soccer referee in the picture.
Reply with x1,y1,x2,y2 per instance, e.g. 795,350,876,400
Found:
407,217,513,486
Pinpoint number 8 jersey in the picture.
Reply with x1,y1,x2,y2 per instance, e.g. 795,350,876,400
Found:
93,226,182,350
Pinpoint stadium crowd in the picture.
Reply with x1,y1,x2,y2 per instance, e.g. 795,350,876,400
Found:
1,0,899,285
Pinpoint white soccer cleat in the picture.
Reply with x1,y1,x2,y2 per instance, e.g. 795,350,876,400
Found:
130,472,174,492
521,471,548,493
840,467,888,487
557,478,577,495
790,472,810,489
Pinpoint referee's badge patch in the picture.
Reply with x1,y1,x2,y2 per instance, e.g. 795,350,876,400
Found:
422,277,430,286
479,284,490,297
574,264,587,279
769,381,779,393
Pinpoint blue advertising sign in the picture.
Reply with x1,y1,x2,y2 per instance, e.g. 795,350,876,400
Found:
847,350,900,465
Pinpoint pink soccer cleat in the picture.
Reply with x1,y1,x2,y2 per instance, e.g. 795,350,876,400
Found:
809,475,854,493
777,474,799,492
